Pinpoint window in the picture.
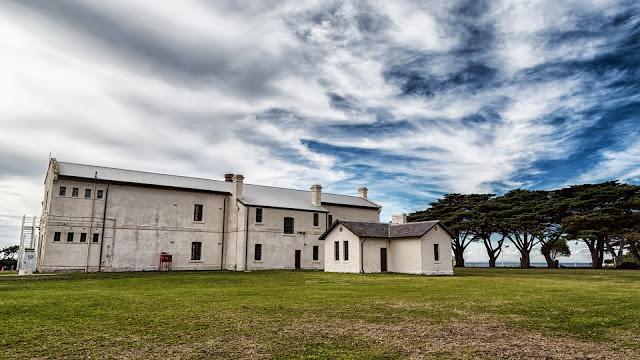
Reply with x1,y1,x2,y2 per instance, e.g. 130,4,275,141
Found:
313,245,319,261
72,188,79,197
53,232,61,242
254,244,262,261
284,217,294,234
328,215,333,227
59,186,66,196
191,242,202,261
97,190,104,199
93,233,100,243
343,241,349,261
334,241,339,260
85,189,91,198
80,233,87,243
434,244,440,262
67,232,74,242
255,208,263,223
193,204,203,222
313,213,319,227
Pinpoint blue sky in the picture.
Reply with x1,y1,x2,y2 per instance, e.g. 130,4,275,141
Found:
1,1,639,262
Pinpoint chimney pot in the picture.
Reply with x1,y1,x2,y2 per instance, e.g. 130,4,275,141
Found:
310,184,322,206
391,213,407,224
357,187,368,199
232,174,244,198
224,173,234,182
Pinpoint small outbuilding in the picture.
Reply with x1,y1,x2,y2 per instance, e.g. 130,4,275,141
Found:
320,217,454,275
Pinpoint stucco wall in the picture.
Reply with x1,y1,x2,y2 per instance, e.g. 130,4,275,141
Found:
361,238,390,273
421,224,454,275
322,204,380,228
245,206,326,270
389,238,422,274
40,178,227,272
323,225,361,273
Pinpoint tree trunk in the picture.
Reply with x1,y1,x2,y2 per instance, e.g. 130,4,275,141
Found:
453,249,465,267
519,251,531,269
542,250,556,268
488,255,497,268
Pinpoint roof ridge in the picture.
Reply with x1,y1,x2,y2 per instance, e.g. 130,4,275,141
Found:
58,161,374,202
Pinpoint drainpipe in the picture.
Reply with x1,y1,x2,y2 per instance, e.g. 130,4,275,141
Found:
244,205,250,271
220,195,227,270
98,184,109,272
360,238,367,273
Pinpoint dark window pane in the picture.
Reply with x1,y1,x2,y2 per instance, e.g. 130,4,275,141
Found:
194,204,203,222
313,246,319,261
334,241,339,260
97,190,104,199
191,242,202,260
255,208,263,223
254,244,262,261
67,232,74,242
54,232,61,242
85,189,91,198
93,233,100,243
80,233,87,242
59,187,66,196
434,244,440,261
72,188,79,197
328,215,333,228
284,217,294,234
313,213,319,226
343,241,349,261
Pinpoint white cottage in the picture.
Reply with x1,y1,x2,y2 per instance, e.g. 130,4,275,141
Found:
320,218,454,275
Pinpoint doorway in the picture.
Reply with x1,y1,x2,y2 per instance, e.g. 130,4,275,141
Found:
380,248,388,272
295,250,301,270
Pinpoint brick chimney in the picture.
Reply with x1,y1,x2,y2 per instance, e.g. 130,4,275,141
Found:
224,173,234,182
310,184,322,206
232,174,244,198
391,213,407,224
357,186,368,199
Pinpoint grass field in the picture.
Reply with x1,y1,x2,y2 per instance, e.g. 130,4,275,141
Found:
1,269,639,359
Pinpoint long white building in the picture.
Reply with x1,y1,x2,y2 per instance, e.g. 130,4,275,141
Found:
37,159,381,272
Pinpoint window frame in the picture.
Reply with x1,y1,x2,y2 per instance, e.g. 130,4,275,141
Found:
313,212,319,227
191,241,202,261
343,241,349,261
334,241,339,260
97,190,104,199
67,232,74,242
92,233,100,243
284,217,295,234
72,188,79,197
255,208,263,224
84,189,91,198
53,232,61,242
328,215,333,228
193,204,204,222
80,233,87,243
59,186,66,196
254,243,262,261
312,245,319,261
434,243,440,262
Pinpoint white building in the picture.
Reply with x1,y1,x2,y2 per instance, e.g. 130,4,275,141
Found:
37,159,381,272
320,217,454,275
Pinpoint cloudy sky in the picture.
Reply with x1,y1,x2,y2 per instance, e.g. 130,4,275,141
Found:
1,1,639,262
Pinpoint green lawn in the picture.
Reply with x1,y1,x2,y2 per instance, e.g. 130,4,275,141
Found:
1,269,639,359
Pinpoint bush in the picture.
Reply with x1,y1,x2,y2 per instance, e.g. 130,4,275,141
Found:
616,262,640,270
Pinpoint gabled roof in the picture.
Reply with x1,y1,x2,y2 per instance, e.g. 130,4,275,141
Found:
54,161,380,212
319,220,454,240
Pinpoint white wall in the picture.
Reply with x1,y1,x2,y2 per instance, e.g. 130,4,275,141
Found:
389,238,422,274
323,225,361,273
361,238,390,273
421,224,454,275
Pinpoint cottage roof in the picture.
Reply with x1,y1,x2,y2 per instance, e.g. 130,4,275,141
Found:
54,161,380,212
319,220,454,240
